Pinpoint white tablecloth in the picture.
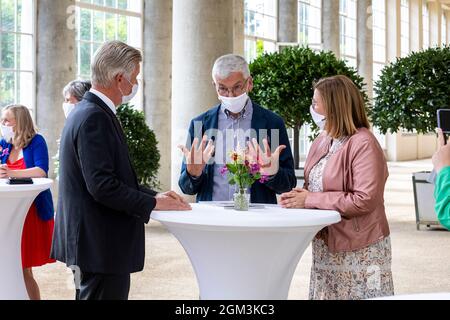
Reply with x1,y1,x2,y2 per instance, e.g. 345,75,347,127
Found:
0,178,53,300
152,203,341,300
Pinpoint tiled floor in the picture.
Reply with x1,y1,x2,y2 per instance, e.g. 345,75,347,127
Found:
34,159,450,300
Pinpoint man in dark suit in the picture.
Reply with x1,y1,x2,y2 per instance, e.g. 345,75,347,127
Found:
51,41,191,300
178,54,296,204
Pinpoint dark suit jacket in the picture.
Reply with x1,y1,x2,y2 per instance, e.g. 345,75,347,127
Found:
178,102,297,204
51,92,157,275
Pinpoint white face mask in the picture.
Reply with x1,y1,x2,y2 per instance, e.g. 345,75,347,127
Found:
310,105,326,130
219,92,249,114
62,103,76,119
119,76,139,104
1,125,14,143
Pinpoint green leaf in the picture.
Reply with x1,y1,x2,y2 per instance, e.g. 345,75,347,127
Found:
116,104,161,190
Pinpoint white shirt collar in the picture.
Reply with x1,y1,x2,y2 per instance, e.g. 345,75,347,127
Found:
89,88,117,115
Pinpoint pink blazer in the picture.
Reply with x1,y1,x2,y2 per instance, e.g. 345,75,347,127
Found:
304,128,391,253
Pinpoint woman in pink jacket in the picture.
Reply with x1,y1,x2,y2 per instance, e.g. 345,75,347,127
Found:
280,75,394,300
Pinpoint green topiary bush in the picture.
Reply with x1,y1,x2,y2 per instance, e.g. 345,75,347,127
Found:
116,103,161,190
371,46,450,134
54,104,161,190
249,46,368,168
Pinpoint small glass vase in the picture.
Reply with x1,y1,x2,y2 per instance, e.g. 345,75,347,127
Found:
234,189,250,211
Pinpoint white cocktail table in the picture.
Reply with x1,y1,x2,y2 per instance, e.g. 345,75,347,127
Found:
0,178,53,300
152,203,341,300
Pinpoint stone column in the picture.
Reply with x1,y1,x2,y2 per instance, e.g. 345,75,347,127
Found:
143,0,173,192
409,0,423,52
357,0,373,99
278,0,298,49
234,0,245,56
428,0,442,47
385,0,407,161
36,0,76,178
277,0,299,167
322,0,340,58
386,0,401,61
446,11,450,45
171,0,234,190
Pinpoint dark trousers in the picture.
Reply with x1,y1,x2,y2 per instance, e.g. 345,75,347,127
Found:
75,271,131,300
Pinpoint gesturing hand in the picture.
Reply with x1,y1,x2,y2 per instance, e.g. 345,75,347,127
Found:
247,138,286,177
178,135,215,178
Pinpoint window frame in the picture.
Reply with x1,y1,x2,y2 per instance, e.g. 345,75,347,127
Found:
0,0,37,118
298,0,322,49
74,0,144,109
244,0,278,62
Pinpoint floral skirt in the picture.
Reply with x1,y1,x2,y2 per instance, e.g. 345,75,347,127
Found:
309,236,394,300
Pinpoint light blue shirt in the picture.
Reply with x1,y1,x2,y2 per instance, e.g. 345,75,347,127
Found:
212,99,253,201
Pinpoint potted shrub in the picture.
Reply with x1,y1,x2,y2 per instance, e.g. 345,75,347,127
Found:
249,46,368,169
371,46,450,230
116,103,161,190
55,103,161,190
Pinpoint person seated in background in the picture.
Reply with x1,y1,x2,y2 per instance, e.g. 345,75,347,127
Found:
432,128,450,230
178,54,296,204
62,80,92,118
0,104,55,300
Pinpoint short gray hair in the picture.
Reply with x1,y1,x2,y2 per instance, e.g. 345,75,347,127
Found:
63,80,92,102
91,40,142,87
212,54,251,82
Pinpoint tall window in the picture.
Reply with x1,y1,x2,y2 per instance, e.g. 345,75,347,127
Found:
339,0,357,68
423,1,429,48
244,0,277,62
298,0,321,49
400,0,409,57
75,0,143,108
0,0,35,113
442,13,446,46
372,0,387,150
372,0,386,83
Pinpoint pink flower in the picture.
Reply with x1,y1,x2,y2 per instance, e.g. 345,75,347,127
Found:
259,175,269,184
1,148,9,157
250,163,260,175
220,165,228,176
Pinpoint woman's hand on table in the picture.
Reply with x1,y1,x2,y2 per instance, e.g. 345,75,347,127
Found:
0,165,12,178
279,188,309,209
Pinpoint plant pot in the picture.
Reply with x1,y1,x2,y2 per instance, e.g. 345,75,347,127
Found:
412,171,440,230
234,189,250,211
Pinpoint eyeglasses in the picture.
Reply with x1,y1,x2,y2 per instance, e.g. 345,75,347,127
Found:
216,78,249,96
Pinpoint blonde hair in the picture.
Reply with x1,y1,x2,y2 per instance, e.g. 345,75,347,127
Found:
2,105,37,149
314,75,370,139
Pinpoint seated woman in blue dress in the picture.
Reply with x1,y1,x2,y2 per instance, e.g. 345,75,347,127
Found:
0,104,55,300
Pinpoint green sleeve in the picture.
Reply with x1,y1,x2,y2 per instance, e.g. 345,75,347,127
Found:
435,166,450,230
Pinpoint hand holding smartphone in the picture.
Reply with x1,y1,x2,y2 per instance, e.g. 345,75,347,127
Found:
437,109,450,145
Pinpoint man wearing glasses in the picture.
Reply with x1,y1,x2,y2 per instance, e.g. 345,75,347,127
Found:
178,54,296,204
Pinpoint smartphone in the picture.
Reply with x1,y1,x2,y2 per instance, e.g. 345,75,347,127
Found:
6,177,34,185
437,109,450,144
